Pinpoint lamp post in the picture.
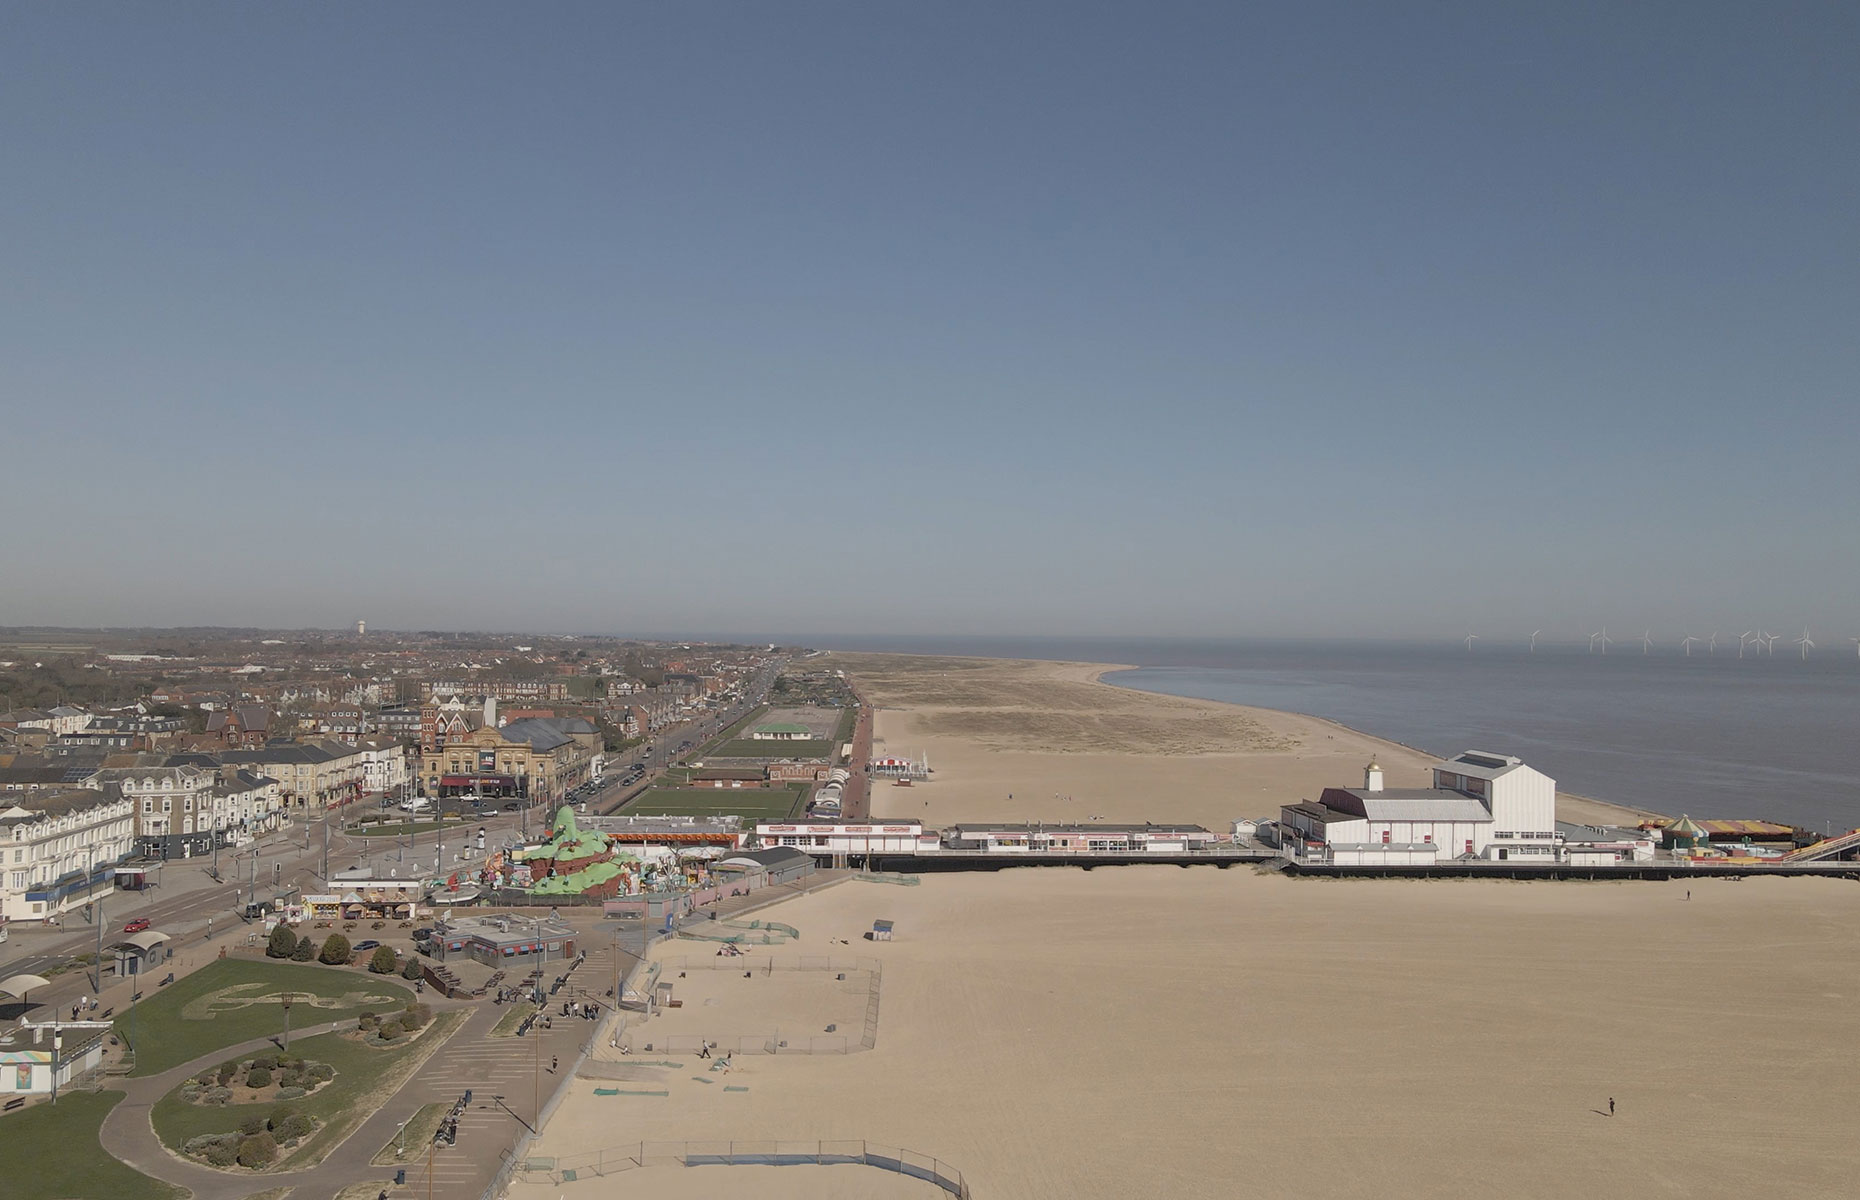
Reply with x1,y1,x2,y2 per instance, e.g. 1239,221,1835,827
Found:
50,1030,62,1105
281,991,296,1050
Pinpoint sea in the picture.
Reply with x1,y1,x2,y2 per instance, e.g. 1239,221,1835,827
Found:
800,636,1860,832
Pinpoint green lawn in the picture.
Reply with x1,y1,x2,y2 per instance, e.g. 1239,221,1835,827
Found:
832,705,857,744
116,958,413,1076
0,1090,184,1200
623,785,806,820
710,737,832,759
696,705,768,755
151,1011,465,1171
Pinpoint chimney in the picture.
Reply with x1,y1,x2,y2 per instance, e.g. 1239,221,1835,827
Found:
1364,760,1384,793
483,696,496,728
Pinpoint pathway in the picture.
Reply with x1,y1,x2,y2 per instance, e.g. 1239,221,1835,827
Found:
94,937,628,1200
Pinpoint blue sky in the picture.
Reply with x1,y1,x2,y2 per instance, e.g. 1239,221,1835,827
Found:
3,3,1856,639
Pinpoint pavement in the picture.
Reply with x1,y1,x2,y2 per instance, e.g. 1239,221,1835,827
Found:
87,934,631,1200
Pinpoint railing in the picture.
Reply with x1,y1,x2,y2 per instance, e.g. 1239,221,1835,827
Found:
524,1139,969,1197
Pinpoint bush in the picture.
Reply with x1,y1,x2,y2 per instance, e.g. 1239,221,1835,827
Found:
368,945,399,974
196,1070,217,1087
276,1070,303,1089
184,1133,229,1155
216,1063,237,1086
265,925,298,958
401,1006,426,1030
236,1131,277,1169
252,1055,278,1071
272,1112,315,1141
319,933,352,965
204,1140,239,1167
179,1084,203,1102
267,1104,300,1128
375,1021,402,1042
291,936,315,961
307,1062,335,1081
274,1086,307,1101
238,1115,266,1136
201,1087,233,1105
245,1066,272,1089
401,956,424,980
357,1011,378,1030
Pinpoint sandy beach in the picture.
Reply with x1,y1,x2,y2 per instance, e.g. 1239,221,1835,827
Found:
518,869,1860,1199
830,652,1658,830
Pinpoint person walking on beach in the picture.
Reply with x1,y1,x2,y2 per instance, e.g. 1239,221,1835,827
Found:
1608,1097,1615,1116
550,1055,558,1073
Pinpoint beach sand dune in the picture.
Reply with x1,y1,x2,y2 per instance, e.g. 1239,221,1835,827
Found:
520,869,1860,1200
831,652,1654,830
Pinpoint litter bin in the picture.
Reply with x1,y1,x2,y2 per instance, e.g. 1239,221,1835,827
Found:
394,1168,406,1185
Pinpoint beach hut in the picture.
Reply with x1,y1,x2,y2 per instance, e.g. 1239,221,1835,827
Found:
868,919,894,942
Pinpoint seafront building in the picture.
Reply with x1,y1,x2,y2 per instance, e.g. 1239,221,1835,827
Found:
1280,751,1557,865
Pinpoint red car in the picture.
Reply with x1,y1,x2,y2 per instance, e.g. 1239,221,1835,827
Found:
122,917,151,933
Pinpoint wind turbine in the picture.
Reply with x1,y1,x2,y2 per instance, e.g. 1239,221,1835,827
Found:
1464,633,1479,652
1529,630,1542,652
1761,630,1780,656
1680,633,1701,656
1794,627,1814,660
1641,630,1654,655
1738,630,1754,659
1590,627,1613,655
1708,631,1720,655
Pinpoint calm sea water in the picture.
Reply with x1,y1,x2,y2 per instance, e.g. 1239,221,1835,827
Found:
806,636,1860,830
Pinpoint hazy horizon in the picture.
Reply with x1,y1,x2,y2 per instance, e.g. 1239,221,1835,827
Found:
4,4,1856,636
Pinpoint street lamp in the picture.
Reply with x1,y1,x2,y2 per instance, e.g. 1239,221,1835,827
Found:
50,1030,63,1105
281,992,296,1050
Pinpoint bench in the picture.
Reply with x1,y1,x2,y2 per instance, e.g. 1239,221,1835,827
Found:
4,1097,26,1112
100,1007,114,1019
159,973,175,986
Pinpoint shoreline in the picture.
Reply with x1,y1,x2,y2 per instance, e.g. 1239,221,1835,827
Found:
830,650,1666,830
1088,663,1669,826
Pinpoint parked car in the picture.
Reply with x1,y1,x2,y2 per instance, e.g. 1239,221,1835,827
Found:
502,801,524,812
353,939,381,952
123,917,151,933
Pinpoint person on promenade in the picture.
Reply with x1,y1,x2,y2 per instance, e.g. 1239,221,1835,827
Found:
1609,1098,1615,1116
550,1055,559,1073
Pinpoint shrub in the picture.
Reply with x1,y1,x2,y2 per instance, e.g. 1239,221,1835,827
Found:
368,946,399,974
267,1104,300,1128
273,1112,315,1141
265,925,298,958
252,1055,278,1071
204,1140,240,1167
401,956,424,981
196,1070,217,1087
245,1066,272,1089
274,1086,307,1101
276,1070,303,1089
291,936,315,961
357,1011,378,1030
319,933,352,965
184,1133,228,1155
239,1115,266,1136
376,1022,402,1042
236,1131,277,1168
202,1087,233,1106
216,1063,237,1086
307,1062,335,1081
400,1008,426,1031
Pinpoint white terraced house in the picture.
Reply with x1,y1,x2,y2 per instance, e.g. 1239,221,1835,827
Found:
0,789,134,921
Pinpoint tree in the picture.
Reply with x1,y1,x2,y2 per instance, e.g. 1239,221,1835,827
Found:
401,956,424,981
368,945,398,974
318,933,351,965
291,935,315,961
265,925,298,959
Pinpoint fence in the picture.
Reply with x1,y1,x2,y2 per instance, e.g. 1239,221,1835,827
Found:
674,918,801,945
855,871,923,885
614,955,881,1053
523,1139,969,1197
